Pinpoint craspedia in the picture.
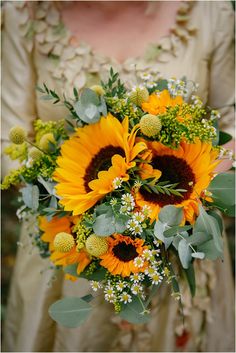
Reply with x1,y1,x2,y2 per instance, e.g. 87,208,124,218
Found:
28,147,43,161
129,87,149,106
90,85,105,96
53,232,75,253
140,114,162,137
9,126,26,145
85,234,108,257
39,133,55,151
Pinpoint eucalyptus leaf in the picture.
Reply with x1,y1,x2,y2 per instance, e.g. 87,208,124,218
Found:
184,263,196,297
208,173,235,206
21,184,39,211
198,239,223,260
191,252,205,259
119,297,151,324
164,225,192,237
84,104,98,120
158,205,183,226
49,297,92,328
154,220,173,249
93,214,115,236
178,239,192,269
38,176,56,195
80,88,100,106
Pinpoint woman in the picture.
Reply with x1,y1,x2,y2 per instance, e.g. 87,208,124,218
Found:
2,1,234,351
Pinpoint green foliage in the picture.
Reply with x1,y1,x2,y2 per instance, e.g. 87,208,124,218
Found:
20,184,39,211
119,296,151,324
143,180,187,198
64,264,107,281
183,264,196,297
49,297,92,328
218,131,233,145
74,88,107,124
92,204,129,236
1,167,26,190
101,68,127,98
208,173,235,206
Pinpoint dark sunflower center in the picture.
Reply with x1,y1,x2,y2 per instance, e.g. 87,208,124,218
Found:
140,155,195,207
84,145,125,192
112,241,138,262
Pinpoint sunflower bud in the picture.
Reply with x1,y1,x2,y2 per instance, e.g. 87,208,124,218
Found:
129,87,149,106
39,133,55,151
85,234,108,257
90,85,105,96
140,114,162,137
28,147,43,161
54,232,75,253
9,126,26,145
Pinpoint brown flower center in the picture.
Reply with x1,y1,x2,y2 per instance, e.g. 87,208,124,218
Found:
112,241,138,262
84,145,125,192
140,155,195,206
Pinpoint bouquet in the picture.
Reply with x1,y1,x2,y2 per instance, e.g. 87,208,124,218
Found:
2,69,235,327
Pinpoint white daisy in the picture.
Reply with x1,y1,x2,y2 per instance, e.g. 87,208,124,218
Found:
90,280,102,292
120,292,132,304
134,256,145,268
131,283,143,295
112,177,123,189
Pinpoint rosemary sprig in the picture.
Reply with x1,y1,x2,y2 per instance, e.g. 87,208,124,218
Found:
143,180,187,198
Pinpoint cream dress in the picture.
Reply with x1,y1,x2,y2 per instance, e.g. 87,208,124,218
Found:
2,1,235,352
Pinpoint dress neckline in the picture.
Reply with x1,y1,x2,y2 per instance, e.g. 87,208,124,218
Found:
55,0,196,66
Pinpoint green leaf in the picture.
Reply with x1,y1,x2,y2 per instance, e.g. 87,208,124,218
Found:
154,220,173,249
119,297,151,324
158,205,183,226
183,263,196,297
64,264,78,277
93,214,115,235
191,252,205,259
164,225,192,237
186,231,211,246
178,239,192,269
80,88,100,106
210,200,235,217
21,184,39,211
219,131,233,145
208,173,235,206
49,297,92,328
207,210,223,233
198,239,223,260
38,176,56,195
64,264,106,281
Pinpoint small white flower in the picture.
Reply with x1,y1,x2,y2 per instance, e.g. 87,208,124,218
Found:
110,198,118,206
132,212,145,223
142,249,157,262
142,205,151,217
112,177,123,189
120,291,132,304
127,220,143,235
140,72,152,81
153,239,162,248
134,256,145,268
90,280,102,292
131,283,143,295
150,272,163,285
120,205,130,215
121,193,135,209
145,266,157,276
105,293,116,303
116,281,127,292
130,273,144,282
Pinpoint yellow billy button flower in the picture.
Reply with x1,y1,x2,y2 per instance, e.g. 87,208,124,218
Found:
9,126,27,145
39,133,55,151
28,147,43,161
129,87,149,106
53,232,75,253
90,85,105,96
140,114,162,137
85,234,108,257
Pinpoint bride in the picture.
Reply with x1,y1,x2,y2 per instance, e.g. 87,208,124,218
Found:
2,1,234,351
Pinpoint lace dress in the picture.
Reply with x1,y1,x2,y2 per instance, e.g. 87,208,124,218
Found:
2,1,235,351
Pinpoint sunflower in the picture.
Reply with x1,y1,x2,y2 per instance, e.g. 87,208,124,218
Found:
136,140,220,223
100,234,147,277
142,90,183,115
39,215,91,275
53,114,146,215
